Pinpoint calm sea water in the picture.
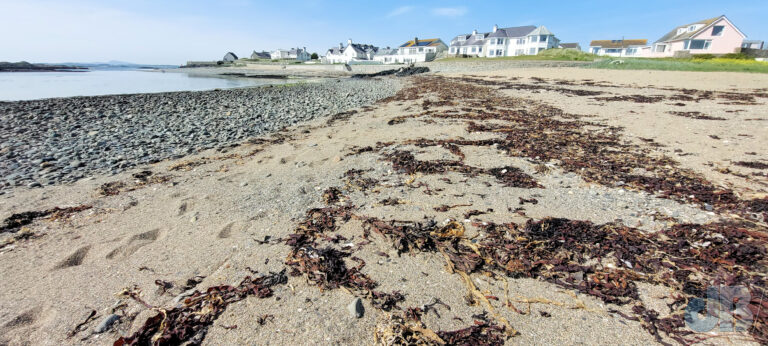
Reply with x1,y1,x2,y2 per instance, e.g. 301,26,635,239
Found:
0,70,285,101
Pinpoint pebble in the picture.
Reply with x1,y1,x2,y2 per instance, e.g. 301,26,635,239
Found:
0,78,401,192
347,297,364,318
94,314,120,333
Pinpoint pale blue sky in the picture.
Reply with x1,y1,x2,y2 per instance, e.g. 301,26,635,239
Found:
1,0,766,65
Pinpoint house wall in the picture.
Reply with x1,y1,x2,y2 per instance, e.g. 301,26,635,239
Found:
691,18,743,54
590,47,645,57
450,34,558,58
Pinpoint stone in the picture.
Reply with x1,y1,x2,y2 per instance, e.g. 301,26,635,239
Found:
94,314,120,333
347,297,364,318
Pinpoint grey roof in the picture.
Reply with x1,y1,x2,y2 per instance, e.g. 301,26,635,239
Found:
250,51,270,59
326,42,379,56
488,25,537,38
559,43,580,49
375,48,398,56
529,26,554,36
655,16,724,43
742,40,763,44
463,33,488,46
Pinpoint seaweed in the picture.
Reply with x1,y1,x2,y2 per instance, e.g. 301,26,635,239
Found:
735,161,768,170
668,111,726,121
1,205,92,234
115,270,287,346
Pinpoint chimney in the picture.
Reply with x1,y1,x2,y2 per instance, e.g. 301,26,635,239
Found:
493,24,498,33
348,38,353,45
414,37,418,45
472,29,477,35
339,42,343,49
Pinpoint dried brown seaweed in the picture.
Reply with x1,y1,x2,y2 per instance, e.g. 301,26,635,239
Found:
115,270,287,345
1,205,92,234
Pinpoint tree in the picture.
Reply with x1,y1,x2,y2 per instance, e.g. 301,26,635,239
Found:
311,53,319,60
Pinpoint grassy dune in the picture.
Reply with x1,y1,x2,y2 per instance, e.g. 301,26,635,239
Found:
588,57,768,73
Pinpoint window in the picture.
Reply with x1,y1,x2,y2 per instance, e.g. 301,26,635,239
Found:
712,25,724,36
605,49,621,54
418,47,423,52
450,47,455,53
655,44,666,53
489,51,495,56
688,25,697,32
529,48,536,55
592,47,600,54
689,39,711,49
517,38,525,45
626,48,637,55
515,49,524,56
496,49,503,56
540,35,548,42
530,36,538,43
409,48,416,54
478,47,482,52
471,47,476,53
457,36,465,41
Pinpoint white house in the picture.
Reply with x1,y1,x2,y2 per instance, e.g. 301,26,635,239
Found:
270,47,311,61
589,39,648,57
324,39,379,64
373,38,448,64
448,25,560,57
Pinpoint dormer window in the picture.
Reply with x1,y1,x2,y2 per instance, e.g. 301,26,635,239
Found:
688,25,698,32
475,35,484,40
458,36,466,41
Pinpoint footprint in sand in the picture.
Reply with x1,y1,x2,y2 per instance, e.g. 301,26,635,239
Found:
54,246,91,269
106,229,161,259
217,222,235,239
3,306,41,330
178,202,188,216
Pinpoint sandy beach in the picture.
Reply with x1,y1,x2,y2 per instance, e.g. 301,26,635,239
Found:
1,63,767,345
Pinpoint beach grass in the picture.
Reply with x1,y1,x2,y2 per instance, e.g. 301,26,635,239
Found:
437,48,599,62
587,57,768,73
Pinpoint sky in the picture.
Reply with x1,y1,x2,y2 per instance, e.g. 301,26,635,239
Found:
1,0,767,65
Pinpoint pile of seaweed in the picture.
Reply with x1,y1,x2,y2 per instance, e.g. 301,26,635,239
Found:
384,75,767,222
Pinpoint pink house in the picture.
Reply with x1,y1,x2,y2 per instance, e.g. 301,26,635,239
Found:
647,15,746,57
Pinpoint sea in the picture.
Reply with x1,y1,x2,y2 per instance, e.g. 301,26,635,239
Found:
0,68,286,101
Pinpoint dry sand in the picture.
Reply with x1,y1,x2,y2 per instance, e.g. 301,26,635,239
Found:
1,65,767,345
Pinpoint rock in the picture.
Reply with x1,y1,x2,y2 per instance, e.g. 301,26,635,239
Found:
27,181,42,188
94,314,120,333
347,297,364,318
240,181,248,187
333,156,342,163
